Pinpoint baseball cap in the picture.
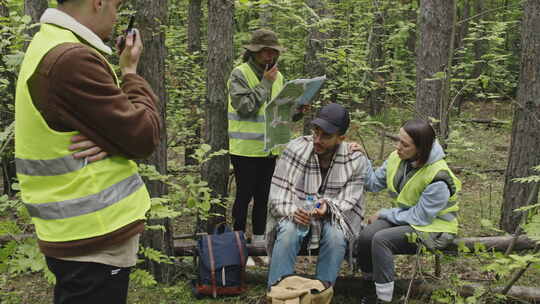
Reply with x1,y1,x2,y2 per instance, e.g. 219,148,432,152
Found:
311,103,350,135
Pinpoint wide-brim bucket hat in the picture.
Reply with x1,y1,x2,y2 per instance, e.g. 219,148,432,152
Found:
243,29,287,53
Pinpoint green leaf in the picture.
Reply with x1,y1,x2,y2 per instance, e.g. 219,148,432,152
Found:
129,269,157,287
457,241,471,253
3,52,25,68
21,15,31,24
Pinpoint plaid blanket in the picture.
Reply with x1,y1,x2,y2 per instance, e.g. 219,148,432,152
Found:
265,136,368,260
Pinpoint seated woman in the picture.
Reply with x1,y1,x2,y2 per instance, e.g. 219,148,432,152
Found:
355,119,461,304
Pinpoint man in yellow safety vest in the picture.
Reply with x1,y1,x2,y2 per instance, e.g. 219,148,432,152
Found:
14,0,161,302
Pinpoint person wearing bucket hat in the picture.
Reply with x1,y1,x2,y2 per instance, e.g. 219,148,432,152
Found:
227,29,304,256
265,103,369,288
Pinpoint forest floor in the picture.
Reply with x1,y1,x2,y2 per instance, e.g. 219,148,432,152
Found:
2,101,539,304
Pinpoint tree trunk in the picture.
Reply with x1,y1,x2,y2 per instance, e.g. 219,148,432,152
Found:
366,1,386,116
204,0,233,233
0,1,8,17
0,1,14,196
132,1,174,284
187,0,202,54
415,0,455,136
259,3,272,28
471,0,487,80
184,0,203,168
24,0,48,38
500,0,540,233
454,0,471,116
404,0,417,56
302,0,330,135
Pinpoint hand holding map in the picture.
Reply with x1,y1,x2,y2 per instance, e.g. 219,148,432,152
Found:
264,75,326,152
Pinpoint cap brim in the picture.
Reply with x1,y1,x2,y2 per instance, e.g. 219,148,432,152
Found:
243,44,286,53
311,118,339,134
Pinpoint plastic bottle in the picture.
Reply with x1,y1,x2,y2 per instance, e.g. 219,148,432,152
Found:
297,195,315,238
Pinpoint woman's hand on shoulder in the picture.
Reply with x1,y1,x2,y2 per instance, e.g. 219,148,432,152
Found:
348,142,365,154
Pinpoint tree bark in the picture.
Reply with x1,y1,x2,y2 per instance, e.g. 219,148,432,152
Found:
204,0,233,233
404,0,417,56
415,0,455,136
302,0,330,135
501,0,540,233
132,0,173,284
184,0,203,168
366,0,386,116
24,0,47,37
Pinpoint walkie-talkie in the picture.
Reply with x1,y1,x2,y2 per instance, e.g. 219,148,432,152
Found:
118,15,135,53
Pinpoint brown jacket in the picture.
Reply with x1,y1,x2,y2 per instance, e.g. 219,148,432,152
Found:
28,42,161,159
27,41,161,257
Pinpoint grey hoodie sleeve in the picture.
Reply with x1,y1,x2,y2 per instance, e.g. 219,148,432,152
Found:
229,68,273,117
364,159,388,192
378,181,450,226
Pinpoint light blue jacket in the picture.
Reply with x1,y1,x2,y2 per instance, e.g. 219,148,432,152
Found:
364,141,451,226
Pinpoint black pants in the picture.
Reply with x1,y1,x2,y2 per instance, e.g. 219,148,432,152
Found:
230,155,276,235
46,257,131,304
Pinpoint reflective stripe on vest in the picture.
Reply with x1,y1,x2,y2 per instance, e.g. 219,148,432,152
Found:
14,24,151,242
25,174,143,220
228,112,265,123
227,62,283,157
15,155,85,176
228,132,265,141
385,151,461,233
393,201,457,221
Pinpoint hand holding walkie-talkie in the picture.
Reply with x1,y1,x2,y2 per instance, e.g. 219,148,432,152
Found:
117,15,135,53
117,15,143,75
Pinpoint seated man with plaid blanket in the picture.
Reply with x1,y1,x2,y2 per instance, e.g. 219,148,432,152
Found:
266,103,369,288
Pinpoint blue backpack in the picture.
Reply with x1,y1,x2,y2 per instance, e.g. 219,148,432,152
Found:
192,224,248,298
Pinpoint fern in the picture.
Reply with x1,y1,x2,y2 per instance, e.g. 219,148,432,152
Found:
129,269,157,287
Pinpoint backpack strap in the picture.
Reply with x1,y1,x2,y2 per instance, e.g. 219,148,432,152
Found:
234,231,247,290
206,236,217,298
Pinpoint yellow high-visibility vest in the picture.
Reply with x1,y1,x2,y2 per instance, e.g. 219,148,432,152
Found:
15,24,151,242
386,151,461,233
228,63,284,157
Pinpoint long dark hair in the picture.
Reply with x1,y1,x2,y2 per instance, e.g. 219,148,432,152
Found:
402,119,436,167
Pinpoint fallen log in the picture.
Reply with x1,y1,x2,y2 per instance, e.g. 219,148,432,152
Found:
445,235,537,253
334,277,540,302
242,272,540,303
173,235,538,257
450,167,506,174
460,118,508,126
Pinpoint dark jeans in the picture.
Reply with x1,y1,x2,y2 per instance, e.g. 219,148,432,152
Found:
46,257,131,304
230,155,276,235
356,219,418,284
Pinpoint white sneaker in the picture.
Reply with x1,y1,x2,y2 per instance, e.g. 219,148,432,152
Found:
246,257,256,267
252,234,266,247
